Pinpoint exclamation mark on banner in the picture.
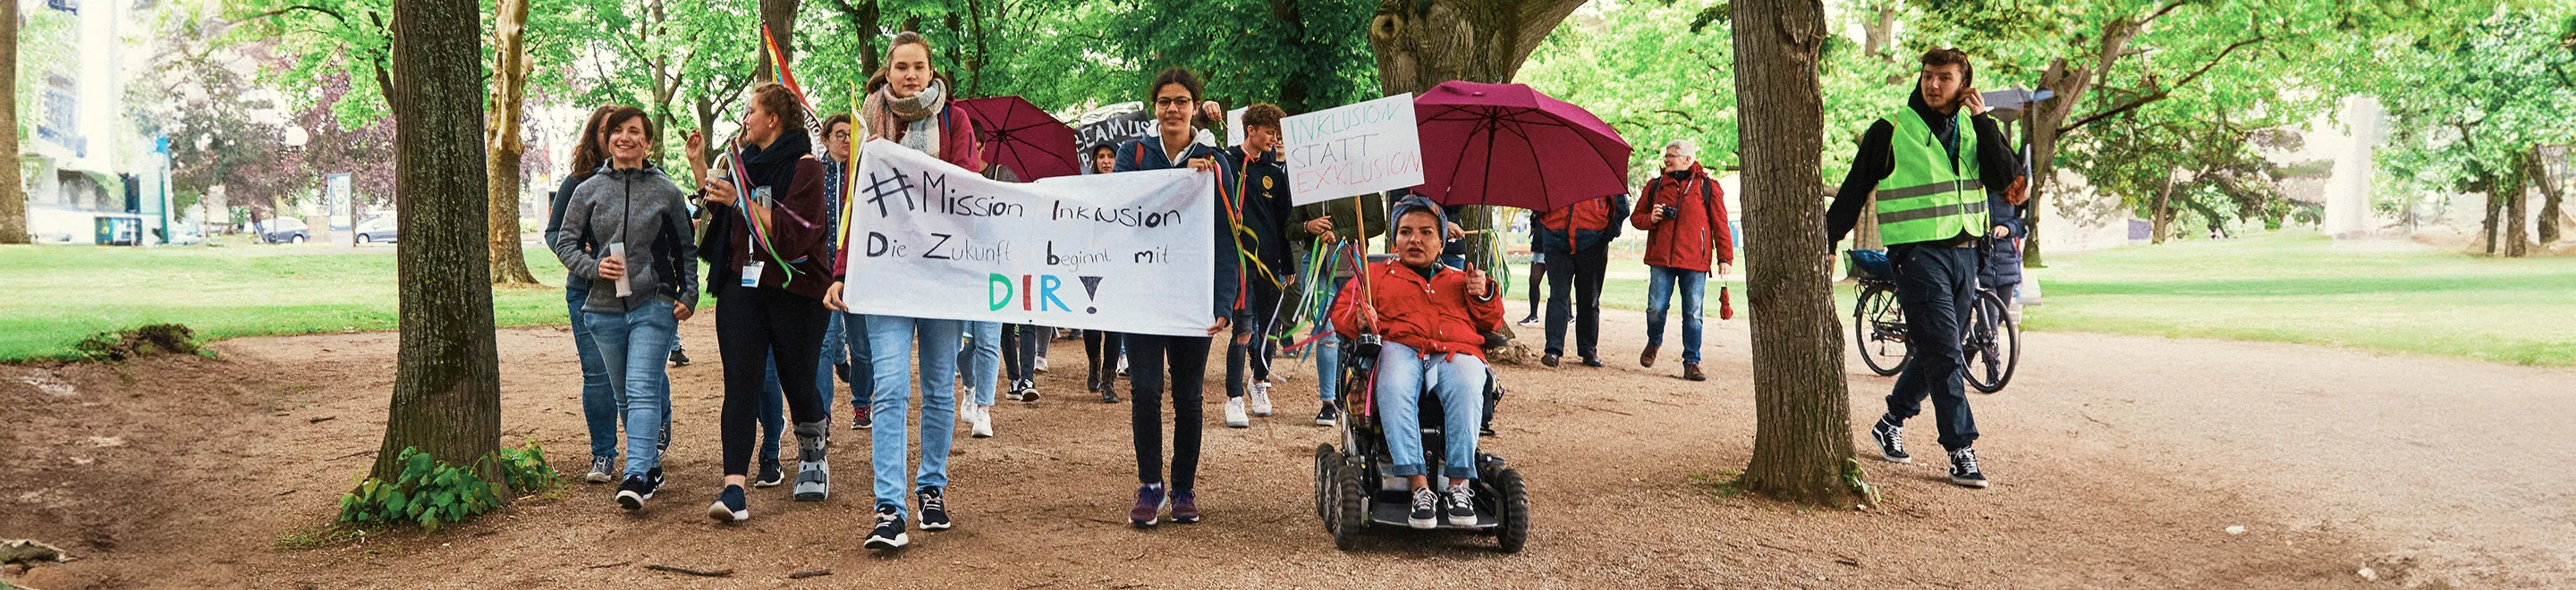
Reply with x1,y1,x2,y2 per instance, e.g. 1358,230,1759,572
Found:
1080,276,1103,314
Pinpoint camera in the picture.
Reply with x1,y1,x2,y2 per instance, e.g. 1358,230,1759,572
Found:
1657,205,1680,220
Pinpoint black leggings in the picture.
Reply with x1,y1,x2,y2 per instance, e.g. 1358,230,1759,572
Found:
1086,330,1124,383
1226,282,1283,399
1526,259,1548,313
1127,333,1209,491
716,285,830,476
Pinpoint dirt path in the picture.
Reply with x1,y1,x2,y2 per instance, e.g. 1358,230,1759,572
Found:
4,301,2566,588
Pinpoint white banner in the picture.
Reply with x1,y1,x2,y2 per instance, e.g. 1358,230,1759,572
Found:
840,139,1216,337
1282,93,1424,206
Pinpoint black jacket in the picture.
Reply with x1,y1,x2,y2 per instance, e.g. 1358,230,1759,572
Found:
1220,146,1294,291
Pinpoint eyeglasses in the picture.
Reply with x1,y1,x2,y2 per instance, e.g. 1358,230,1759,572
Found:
1154,97,1195,107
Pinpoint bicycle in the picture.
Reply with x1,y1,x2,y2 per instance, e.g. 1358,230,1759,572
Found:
1846,249,2020,392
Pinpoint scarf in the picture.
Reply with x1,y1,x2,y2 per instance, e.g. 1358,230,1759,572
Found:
868,80,946,158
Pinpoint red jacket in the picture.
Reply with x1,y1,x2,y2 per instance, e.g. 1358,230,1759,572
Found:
1631,164,1733,272
1332,260,1506,360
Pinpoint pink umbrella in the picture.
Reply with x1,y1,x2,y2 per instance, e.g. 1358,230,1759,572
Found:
956,96,1079,180
1412,81,1632,213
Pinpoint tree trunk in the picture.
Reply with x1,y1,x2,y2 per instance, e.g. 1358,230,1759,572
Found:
2150,171,2176,244
2504,170,2529,257
0,0,23,245
1733,0,1859,508
1861,2,1894,59
376,0,503,483
2482,179,2504,255
486,0,538,285
2530,147,2562,245
1367,0,1587,290
756,0,801,82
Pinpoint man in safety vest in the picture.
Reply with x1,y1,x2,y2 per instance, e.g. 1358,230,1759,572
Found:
1824,47,2025,489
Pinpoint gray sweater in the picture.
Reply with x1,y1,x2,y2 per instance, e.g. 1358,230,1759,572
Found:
553,163,699,314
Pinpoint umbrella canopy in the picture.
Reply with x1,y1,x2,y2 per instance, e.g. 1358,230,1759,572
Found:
957,96,1079,181
1412,81,1632,213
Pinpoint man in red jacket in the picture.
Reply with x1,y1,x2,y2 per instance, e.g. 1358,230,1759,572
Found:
1631,139,1734,381
1332,196,1505,530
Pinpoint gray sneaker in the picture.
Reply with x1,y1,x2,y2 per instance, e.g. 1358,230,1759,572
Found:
585,454,616,484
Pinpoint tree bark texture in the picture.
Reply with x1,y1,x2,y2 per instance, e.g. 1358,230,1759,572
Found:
487,0,538,285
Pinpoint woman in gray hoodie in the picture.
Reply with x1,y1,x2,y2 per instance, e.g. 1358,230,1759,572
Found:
550,105,699,512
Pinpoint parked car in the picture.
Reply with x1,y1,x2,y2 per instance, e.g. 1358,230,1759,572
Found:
355,215,399,244
258,218,310,244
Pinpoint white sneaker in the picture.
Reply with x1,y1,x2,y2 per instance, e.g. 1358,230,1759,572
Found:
1223,397,1250,428
1034,357,1049,373
1249,382,1274,417
970,405,994,438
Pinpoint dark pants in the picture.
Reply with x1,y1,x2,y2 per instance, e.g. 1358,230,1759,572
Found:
1126,333,1209,492
1524,257,1547,316
1543,246,1609,358
716,285,832,476
1086,331,1124,384
1002,324,1044,384
1226,281,1284,399
1887,244,1981,451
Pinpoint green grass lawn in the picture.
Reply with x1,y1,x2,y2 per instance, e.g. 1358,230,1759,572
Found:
0,243,584,361
6,230,2568,366
2019,231,2576,367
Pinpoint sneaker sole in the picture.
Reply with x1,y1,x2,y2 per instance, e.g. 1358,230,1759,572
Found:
919,519,953,531
1131,518,1158,527
616,491,646,511
1314,418,1336,426
1445,515,1479,527
1406,517,1437,530
864,533,910,549
1224,421,1250,428
1171,515,1199,524
1879,452,1911,464
707,503,749,522
1949,476,1990,488
971,428,992,439
752,476,785,488
586,472,614,484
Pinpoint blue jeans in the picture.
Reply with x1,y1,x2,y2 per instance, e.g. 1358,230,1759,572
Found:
566,282,622,459
960,321,1002,407
584,299,677,478
1375,341,1485,480
759,313,846,460
842,313,874,413
864,315,962,509
1309,275,1351,402
1644,266,1708,364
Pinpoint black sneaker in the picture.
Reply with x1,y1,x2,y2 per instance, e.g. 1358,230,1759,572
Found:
1313,404,1340,427
1015,379,1040,403
1099,386,1121,404
1948,448,1990,488
1871,415,1911,464
657,419,671,452
668,349,691,367
852,408,872,430
706,485,750,522
1517,315,1539,326
1405,486,1438,529
865,504,911,549
1443,483,1479,527
752,457,785,488
916,486,953,530
615,474,657,510
1580,356,1605,367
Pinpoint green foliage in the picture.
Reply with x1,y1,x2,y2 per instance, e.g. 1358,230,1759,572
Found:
494,439,562,493
2367,4,2576,198
336,447,504,531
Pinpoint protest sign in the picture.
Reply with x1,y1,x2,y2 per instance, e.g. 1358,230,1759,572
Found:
840,139,1217,337
1281,93,1423,205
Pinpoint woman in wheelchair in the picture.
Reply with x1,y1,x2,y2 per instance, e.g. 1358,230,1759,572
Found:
1329,197,1507,529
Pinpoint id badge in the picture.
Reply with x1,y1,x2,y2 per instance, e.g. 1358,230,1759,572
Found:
752,185,774,208
741,261,765,288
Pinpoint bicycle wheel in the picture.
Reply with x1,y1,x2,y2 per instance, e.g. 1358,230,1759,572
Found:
1963,289,2020,393
1853,282,1911,376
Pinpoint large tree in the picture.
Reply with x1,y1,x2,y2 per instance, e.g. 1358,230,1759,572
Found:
2368,4,2573,257
373,0,503,481
0,0,23,244
1732,0,1859,507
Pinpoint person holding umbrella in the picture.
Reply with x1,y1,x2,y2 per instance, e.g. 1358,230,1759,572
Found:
1631,139,1733,382
1824,48,2023,489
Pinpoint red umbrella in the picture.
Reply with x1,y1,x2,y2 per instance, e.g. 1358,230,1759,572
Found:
1412,81,1632,213
956,97,1079,180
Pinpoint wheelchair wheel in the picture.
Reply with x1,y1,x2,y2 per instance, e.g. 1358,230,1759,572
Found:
1495,468,1529,553
1312,443,1336,520
1854,282,1911,376
1330,461,1370,552
1963,289,2021,393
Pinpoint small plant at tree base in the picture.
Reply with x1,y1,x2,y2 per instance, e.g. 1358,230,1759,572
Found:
336,447,502,531
1843,458,1881,508
493,439,559,493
